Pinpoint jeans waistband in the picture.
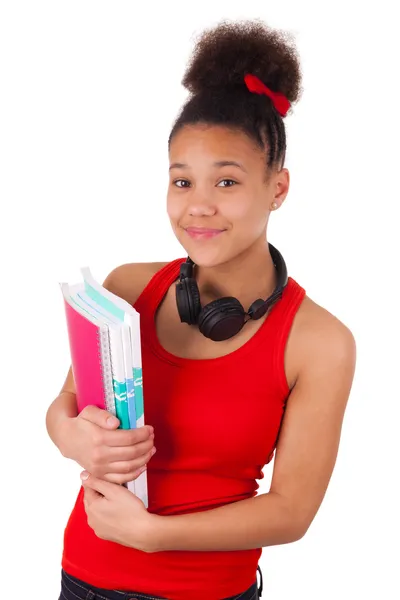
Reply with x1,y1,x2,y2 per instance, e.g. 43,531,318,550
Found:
60,568,262,600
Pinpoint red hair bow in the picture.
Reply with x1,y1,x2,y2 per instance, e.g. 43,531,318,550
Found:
244,73,291,118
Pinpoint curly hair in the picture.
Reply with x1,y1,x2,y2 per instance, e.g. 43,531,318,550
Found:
169,20,303,172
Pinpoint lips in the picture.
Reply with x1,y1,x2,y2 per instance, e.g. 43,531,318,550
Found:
184,227,226,240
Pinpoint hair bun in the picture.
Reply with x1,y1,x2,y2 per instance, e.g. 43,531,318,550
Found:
182,19,303,105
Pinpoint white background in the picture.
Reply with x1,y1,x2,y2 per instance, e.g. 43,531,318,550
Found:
1,1,399,598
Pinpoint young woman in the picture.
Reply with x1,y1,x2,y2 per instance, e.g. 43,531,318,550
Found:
47,20,356,600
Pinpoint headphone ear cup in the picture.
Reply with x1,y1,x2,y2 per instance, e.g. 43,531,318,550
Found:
186,278,201,323
176,278,201,324
198,297,246,341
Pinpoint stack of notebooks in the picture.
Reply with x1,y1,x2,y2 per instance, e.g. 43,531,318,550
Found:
60,267,148,508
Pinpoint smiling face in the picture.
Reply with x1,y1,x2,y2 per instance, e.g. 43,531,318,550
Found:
167,124,289,268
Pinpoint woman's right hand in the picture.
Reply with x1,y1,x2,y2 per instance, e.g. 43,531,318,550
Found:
58,405,156,484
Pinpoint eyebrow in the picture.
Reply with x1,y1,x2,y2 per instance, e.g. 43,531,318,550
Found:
169,160,247,173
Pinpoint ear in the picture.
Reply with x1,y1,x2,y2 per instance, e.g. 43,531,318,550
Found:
273,168,290,207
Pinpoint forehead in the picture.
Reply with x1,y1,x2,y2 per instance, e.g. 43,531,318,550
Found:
169,124,264,166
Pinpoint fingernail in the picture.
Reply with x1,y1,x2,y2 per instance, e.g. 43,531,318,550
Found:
138,465,147,475
80,471,89,480
148,426,154,435
151,447,157,456
107,416,119,426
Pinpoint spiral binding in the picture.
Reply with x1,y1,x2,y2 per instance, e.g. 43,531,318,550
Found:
97,328,116,416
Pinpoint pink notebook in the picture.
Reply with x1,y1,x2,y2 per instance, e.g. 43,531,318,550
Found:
61,283,137,497
62,290,115,416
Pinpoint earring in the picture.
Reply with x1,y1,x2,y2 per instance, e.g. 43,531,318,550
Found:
271,202,278,210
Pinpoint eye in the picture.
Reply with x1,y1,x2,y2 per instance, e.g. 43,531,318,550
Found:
217,179,237,188
173,179,191,188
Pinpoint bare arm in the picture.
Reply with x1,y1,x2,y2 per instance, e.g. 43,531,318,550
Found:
147,315,357,553
46,370,78,456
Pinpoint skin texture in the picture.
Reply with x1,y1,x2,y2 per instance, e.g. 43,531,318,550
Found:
50,123,356,554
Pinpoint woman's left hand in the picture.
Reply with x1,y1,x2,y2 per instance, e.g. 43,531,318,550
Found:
80,470,157,552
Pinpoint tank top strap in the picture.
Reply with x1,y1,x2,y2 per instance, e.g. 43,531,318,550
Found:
265,276,306,397
268,276,306,331
133,258,185,318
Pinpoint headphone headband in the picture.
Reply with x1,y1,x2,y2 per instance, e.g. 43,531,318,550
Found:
176,243,288,341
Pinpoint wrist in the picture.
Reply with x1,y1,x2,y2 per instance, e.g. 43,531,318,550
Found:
138,513,167,554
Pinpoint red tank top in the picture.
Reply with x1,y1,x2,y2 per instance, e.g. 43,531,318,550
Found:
62,258,306,600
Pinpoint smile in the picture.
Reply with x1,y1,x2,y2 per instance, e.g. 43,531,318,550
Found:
185,227,226,240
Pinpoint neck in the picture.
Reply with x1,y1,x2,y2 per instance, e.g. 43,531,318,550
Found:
194,236,277,311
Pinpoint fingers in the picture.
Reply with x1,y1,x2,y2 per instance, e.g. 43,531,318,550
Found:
102,466,147,485
102,447,157,485
103,438,155,464
88,440,154,478
103,425,154,447
87,431,156,479
88,424,153,451
79,405,120,429
108,446,156,474
82,440,156,486
83,485,101,509
81,471,117,498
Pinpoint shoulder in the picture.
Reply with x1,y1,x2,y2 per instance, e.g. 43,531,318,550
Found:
288,294,357,389
270,295,357,532
102,261,170,306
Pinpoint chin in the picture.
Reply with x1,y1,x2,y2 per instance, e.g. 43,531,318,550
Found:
180,244,232,269
175,228,238,268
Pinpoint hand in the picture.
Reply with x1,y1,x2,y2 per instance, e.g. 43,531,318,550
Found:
59,405,156,484
81,470,158,552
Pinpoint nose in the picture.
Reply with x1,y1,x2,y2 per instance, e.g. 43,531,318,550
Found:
187,193,217,217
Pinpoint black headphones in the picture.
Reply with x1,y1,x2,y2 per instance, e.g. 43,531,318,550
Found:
175,242,288,342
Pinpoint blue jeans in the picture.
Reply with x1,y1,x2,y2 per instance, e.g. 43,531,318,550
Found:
59,567,263,599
